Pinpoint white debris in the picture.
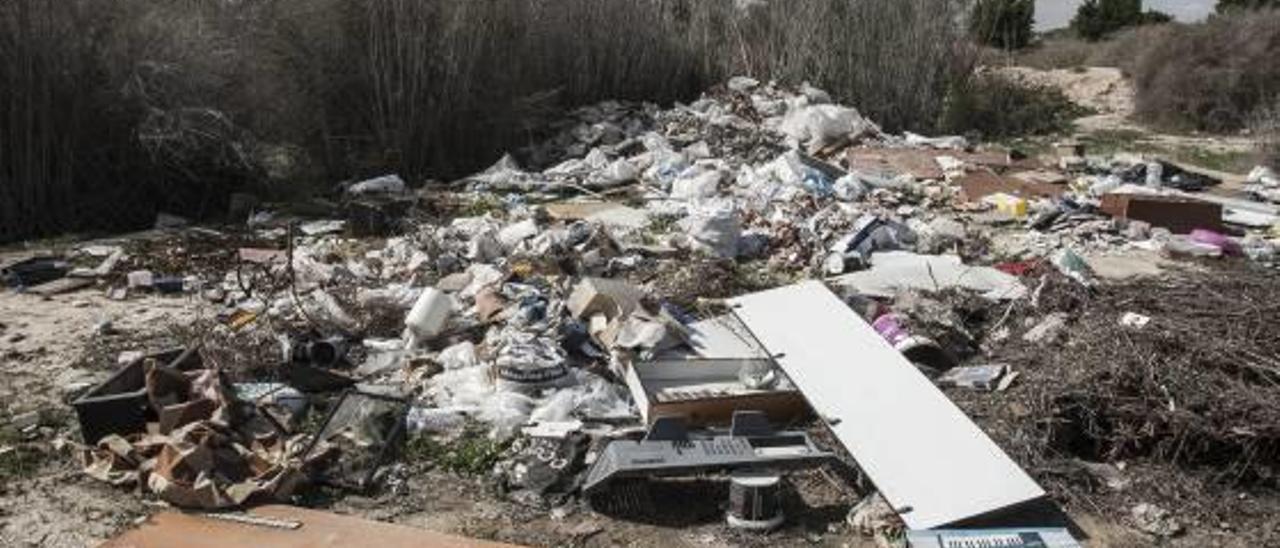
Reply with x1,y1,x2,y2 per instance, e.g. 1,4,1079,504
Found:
348,174,406,195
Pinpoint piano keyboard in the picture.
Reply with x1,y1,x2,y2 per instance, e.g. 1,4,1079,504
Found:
907,528,1081,548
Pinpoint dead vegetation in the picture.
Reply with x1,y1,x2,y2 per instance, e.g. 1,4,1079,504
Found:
942,265,1280,525
0,0,973,243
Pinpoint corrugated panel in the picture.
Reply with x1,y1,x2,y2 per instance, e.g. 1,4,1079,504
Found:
729,281,1044,529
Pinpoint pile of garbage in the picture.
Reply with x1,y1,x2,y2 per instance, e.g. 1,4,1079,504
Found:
7,77,1280,544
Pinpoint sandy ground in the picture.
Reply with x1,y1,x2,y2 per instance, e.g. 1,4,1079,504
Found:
995,66,1258,157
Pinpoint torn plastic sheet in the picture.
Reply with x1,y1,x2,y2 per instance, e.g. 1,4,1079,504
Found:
829,251,1028,301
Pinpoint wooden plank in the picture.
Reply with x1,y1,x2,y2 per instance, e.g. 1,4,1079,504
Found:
729,281,1044,530
957,170,1064,201
100,505,523,548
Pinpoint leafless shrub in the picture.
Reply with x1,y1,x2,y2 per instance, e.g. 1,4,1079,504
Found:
1251,97,1280,169
0,0,975,242
1125,10,1280,132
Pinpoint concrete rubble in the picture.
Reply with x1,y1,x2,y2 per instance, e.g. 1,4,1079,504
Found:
4,77,1280,547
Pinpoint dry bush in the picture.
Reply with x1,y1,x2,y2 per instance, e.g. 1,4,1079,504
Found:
732,0,973,133
1011,36,1099,70
1126,11,1280,132
0,0,975,243
0,0,266,241
1008,25,1173,71
1251,97,1280,169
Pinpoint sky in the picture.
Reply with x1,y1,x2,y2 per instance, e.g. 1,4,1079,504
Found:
1035,0,1216,30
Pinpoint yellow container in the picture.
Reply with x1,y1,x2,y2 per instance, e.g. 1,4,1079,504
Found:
982,193,1028,218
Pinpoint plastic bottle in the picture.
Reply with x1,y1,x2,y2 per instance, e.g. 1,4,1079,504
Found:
404,287,453,348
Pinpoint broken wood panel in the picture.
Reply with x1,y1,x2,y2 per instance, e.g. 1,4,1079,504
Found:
99,505,524,548
729,281,1044,530
1099,193,1222,234
958,170,1064,201
845,148,945,180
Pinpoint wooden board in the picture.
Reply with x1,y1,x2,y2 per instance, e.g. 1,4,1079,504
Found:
100,505,523,548
729,281,1044,530
957,170,1064,201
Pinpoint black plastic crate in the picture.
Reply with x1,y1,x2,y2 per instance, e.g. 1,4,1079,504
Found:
72,347,203,444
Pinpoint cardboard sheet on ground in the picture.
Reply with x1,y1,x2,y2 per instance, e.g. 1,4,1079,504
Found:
729,281,1044,529
828,251,1027,301
99,505,523,548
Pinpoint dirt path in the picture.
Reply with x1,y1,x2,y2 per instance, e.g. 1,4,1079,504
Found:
996,66,1259,171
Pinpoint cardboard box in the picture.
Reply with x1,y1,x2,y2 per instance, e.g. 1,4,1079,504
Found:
624,358,809,427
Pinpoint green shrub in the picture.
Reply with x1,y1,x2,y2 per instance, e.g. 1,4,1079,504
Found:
941,73,1086,140
1071,0,1168,41
1217,0,1280,12
970,0,1035,51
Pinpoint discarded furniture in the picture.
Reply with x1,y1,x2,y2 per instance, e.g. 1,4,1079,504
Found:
729,281,1045,530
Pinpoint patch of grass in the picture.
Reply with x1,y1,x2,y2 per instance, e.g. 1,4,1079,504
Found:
1169,146,1256,174
460,195,505,218
645,214,680,235
404,425,510,476
1081,129,1256,173
1079,129,1159,156
0,426,42,482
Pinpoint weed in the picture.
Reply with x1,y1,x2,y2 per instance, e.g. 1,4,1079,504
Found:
461,195,506,218
0,426,42,482
404,425,510,476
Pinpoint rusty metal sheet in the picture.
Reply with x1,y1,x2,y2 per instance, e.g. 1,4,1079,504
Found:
100,505,524,548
